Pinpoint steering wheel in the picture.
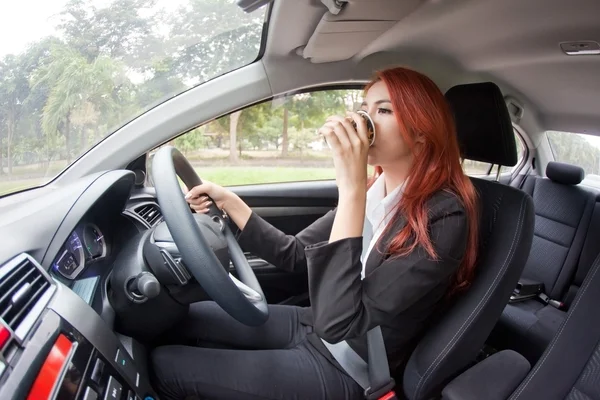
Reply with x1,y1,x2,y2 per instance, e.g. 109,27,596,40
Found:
151,146,269,326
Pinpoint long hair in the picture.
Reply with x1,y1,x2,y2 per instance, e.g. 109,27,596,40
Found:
366,67,479,297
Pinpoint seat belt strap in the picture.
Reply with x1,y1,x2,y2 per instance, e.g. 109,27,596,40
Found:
321,326,396,400
366,326,396,397
321,337,370,389
321,206,396,399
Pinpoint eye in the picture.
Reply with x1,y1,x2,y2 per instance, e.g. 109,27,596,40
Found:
378,108,392,114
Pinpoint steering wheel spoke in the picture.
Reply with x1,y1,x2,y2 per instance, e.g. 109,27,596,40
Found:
229,273,263,303
152,146,269,326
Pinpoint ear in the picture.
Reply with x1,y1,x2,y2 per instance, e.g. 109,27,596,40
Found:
415,135,425,144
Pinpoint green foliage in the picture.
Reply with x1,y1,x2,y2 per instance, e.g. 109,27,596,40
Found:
0,0,265,186
174,126,208,152
167,0,263,83
547,131,600,175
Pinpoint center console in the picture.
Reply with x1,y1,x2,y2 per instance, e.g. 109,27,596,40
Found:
0,254,158,400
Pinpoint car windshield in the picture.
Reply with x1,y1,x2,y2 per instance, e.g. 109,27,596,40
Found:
0,0,267,197
547,130,600,183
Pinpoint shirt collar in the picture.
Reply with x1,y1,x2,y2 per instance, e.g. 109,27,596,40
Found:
366,173,405,230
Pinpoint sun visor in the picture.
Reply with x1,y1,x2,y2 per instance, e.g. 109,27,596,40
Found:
300,0,425,63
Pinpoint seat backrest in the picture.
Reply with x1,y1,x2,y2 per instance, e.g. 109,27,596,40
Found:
562,191,600,307
509,247,600,399
402,82,535,400
518,161,594,299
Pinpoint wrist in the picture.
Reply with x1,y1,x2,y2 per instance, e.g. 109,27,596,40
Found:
338,183,366,198
221,190,239,212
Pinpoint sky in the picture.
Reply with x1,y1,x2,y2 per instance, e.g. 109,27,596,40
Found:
0,0,106,58
0,0,184,58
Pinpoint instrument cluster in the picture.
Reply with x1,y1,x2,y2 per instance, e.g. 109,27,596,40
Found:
53,223,108,279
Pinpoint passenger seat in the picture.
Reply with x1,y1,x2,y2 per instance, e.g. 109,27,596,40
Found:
488,161,595,363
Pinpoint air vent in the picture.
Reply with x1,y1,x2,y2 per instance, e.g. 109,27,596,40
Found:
134,203,163,226
0,254,55,340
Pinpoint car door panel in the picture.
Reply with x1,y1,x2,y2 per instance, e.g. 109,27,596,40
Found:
229,180,338,305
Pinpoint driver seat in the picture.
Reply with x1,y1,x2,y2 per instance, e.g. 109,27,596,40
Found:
400,82,535,399
440,250,600,400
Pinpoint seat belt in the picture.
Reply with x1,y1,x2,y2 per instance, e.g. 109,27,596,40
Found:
320,218,397,400
321,328,397,400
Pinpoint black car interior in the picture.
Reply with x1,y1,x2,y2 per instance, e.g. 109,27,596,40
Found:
1,63,600,400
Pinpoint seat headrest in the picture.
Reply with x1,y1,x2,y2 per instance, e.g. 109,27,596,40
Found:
546,161,584,185
445,82,517,167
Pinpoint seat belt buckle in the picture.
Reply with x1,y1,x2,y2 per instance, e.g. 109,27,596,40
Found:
364,378,397,400
537,293,564,310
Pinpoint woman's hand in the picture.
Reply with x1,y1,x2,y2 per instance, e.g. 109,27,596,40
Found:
184,180,231,213
319,112,370,242
184,180,253,230
318,112,370,196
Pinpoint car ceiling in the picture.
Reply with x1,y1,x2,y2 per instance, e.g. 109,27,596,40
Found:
261,0,600,139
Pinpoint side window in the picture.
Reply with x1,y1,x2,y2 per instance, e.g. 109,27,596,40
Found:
150,89,363,186
461,132,526,177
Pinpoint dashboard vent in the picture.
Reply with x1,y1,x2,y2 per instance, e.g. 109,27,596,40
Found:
0,254,55,340
134,203,163,226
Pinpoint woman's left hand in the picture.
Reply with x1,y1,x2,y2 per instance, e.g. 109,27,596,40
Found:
318,112,370,196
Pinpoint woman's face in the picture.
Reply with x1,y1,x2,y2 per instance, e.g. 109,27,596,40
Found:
361,81,413,167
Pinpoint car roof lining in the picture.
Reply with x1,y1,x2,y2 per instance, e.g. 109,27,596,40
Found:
261,0,600,138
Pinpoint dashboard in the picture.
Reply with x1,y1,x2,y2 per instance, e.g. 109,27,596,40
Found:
0,169,163,400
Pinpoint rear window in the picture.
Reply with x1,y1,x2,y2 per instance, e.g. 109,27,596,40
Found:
546,131,600,176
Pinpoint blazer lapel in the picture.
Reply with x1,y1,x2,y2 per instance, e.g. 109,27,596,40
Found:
364,213,408,276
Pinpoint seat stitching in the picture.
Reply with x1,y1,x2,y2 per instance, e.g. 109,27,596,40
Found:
535,212,578,229
413,195,528,399
533,232,571,249
509,255,600,399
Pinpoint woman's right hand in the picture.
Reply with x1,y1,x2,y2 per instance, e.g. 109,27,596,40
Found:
184,180,231,213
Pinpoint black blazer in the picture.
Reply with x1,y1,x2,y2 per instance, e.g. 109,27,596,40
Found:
237,189,469,377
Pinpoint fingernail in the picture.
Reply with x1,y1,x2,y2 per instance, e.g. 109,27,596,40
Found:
185,192,191,199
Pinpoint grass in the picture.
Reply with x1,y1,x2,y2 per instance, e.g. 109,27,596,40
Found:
195,167,336,186
0,166,338,197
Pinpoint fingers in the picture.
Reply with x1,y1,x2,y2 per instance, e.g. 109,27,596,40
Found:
318,123,341,151
331,115,360,146
184,182,214,213
187,194,212,206
189,200,212,213
320,115,366,152
324,117,352,149
346,112,369,147
185,182,210,200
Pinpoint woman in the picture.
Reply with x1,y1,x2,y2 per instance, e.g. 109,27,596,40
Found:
151,66,479,400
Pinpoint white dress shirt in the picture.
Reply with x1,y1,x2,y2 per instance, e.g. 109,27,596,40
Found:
360,173,405,280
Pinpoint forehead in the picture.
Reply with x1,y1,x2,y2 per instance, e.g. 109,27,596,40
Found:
364,81,390,101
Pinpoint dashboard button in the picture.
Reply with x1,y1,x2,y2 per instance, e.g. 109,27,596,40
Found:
83,387,98,400
0,325,10,349
91,358,104,384
104,376,122,400
115,348,136,381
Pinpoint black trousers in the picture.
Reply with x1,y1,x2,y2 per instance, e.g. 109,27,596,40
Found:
151,301,363,400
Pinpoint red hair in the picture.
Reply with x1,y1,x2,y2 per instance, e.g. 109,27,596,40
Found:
366,67,479,296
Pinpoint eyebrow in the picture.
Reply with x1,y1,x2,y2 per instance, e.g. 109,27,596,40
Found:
360,99,392,107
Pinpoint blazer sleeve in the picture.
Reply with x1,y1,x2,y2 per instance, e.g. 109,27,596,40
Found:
305,196,469,343
236,209,336,273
